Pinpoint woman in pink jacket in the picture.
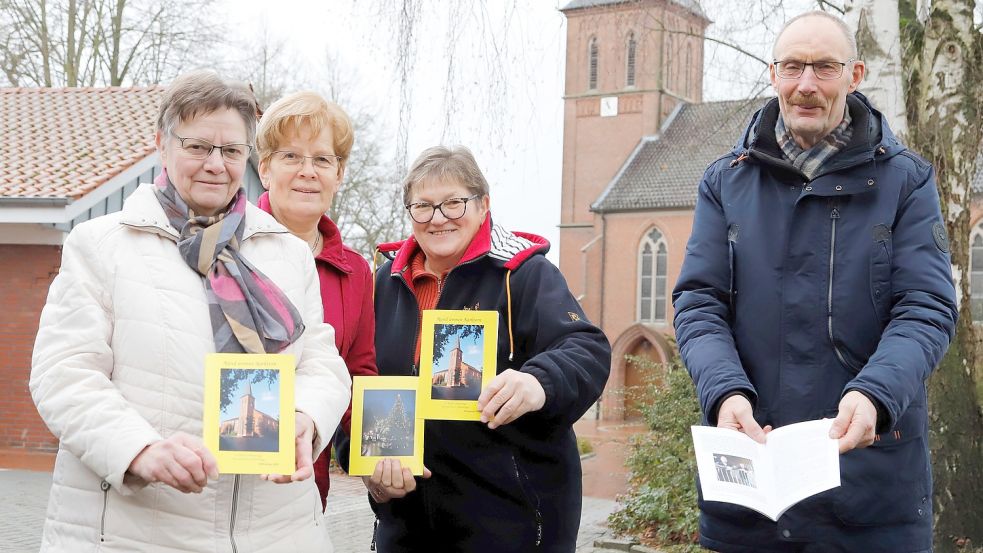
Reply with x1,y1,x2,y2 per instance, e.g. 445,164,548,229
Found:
256,91,378,509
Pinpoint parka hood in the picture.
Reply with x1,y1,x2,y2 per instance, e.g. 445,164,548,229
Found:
735,91,906,163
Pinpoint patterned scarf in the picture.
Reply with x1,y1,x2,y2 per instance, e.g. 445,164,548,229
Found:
153,172,305,353
775,106,853,180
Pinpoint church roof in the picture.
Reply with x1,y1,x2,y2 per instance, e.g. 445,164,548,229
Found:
560,0,707,20
592,99,761,212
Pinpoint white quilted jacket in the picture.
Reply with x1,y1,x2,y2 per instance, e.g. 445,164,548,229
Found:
30,184,352,553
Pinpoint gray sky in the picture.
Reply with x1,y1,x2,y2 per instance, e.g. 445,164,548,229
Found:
224,0,819,261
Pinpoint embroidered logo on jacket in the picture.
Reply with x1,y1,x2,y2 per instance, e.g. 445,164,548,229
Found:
568,311,581,322
932,222,949,253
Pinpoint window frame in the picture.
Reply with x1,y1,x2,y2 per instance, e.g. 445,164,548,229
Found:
588,36,599,90
637,228,669,324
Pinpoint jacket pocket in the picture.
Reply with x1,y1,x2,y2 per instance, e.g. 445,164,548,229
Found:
833,404,930,526
727,224,739,317
869,225,893,326
511,454,543,548
99,480,111,543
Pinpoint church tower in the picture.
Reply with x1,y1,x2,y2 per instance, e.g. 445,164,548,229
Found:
238,381,256,437
448,335,464,386
558,0,709,324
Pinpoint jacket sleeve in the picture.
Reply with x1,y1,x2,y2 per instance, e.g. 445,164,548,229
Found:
339,258,379,435
845,163,958,430
30,224,162,495
511,256,611,426
332,258,379,474
293,247,352,459
672,165,757,424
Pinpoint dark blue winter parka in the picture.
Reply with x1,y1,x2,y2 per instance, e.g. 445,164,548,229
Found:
673,92,957,553
369,215,611,553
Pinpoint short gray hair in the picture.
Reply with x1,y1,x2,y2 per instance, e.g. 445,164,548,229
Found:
773,11,858,60
402,146,490,205
157,70,257,145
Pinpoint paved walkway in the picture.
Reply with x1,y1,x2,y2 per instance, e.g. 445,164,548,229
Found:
0,417,644,552
0,469,619,552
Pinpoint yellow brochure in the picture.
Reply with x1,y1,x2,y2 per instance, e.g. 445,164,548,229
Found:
418,309,498,421
203,353,295,475
349,376,424,476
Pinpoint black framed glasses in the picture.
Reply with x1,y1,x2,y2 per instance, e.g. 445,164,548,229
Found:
773,59,855,80
405,194,481,224
171,133,252,163
272,150,342,170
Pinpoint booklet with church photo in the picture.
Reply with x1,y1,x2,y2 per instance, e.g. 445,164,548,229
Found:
349,376,424,476
418,309,498,421
202,353,295,475
691,418,840,521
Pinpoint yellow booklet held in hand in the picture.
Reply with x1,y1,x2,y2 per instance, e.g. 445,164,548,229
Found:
203,353,295,475
418,309,498,421
349,376,424,476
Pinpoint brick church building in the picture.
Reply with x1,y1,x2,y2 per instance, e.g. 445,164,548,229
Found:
557,0,983,420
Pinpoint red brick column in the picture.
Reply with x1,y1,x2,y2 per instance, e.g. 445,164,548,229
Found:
0,244,61,452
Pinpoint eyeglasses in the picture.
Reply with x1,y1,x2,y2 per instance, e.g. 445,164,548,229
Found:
171,133,252,163
272,150,342,170
773,59,854,80
405,194,481,224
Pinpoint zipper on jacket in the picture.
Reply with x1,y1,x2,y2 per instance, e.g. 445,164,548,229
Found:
229,475,240,553
99,480,110,541
511,455,543,547
370,515,379,551
827,204,852,370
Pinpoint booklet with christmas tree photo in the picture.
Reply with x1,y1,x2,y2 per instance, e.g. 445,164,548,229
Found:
202,353,296,475
349,376,425,476
418,309,498,421
691,418,840,521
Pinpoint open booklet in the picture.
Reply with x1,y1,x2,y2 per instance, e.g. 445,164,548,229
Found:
691,418,840,521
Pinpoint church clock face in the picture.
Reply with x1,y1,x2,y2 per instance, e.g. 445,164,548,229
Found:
600,96,619,117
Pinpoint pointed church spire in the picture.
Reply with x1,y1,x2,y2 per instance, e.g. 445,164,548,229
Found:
245,381,253,397
455,334,461,351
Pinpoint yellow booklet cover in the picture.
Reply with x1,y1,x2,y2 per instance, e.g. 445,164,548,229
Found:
203,353,295,475
418,310,498,421
349,376,424,476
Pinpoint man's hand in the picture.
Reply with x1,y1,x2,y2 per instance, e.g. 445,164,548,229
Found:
829,390,877,454
128,432,218,493
477,369,546,429
717,394,770,444
362,459,432,503
262,412,316,484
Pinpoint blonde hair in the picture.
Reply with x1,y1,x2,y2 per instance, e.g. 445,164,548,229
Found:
256,91,355,167
157,70,257,144
402,146,490,205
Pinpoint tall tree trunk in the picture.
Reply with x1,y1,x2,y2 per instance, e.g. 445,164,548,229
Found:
900,0,983,550
843,0,908,137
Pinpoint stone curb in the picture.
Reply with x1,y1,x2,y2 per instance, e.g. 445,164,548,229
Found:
592,539,667,553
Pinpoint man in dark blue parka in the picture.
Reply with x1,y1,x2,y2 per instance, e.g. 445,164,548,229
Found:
672,11,958,553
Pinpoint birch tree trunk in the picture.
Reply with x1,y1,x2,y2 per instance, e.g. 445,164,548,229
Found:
899,0,983,549
843,0,908,137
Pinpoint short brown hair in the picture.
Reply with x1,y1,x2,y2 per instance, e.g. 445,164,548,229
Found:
157,70,257,144
402,146,490,205
256,91,355,168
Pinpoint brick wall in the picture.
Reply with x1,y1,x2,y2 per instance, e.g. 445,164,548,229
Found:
0,245,61,452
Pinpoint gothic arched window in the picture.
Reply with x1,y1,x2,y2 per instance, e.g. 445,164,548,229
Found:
625,32,637,87
588,37,599,90
971,228,983,323
638,228,668,322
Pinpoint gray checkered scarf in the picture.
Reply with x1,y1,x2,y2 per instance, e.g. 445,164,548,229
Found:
775,106,852,180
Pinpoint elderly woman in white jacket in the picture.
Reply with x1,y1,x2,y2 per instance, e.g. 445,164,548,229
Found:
30,70,351,553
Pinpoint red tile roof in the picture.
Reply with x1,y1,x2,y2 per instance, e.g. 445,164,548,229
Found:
0,86,163,200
